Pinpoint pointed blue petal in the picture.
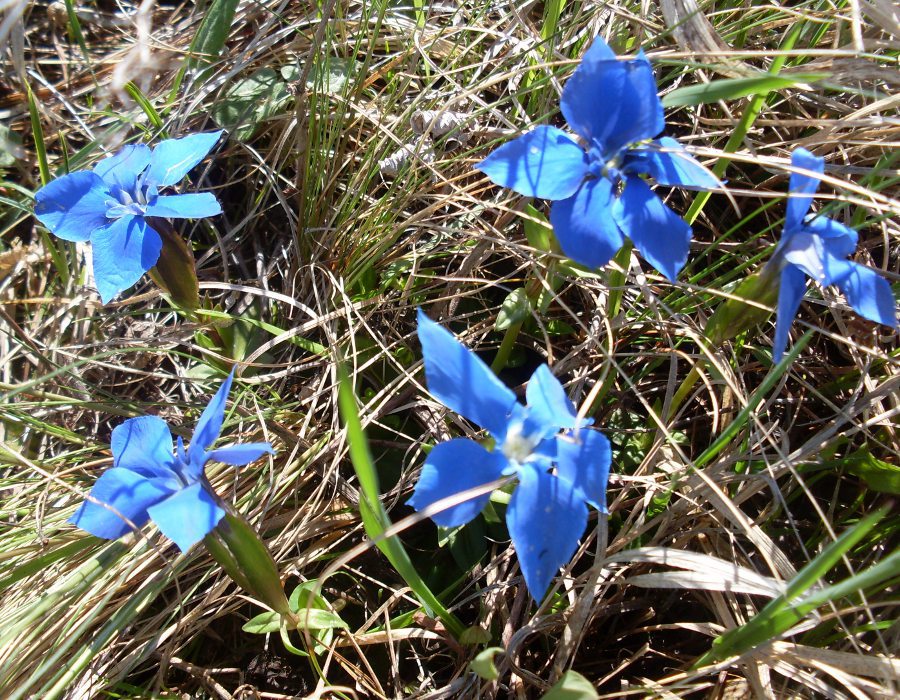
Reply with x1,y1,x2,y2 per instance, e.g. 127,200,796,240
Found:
525,365,581,434
507,465,588,600
781,231,855,288
69,468,173,540
93,144,151,192
612,176,691,281
786,148,823,233
91,215,162,303
144,131,224,187
561,45,664,154
802,215,858,259
549,178,624,269
147,481,225,551
144,193,222,219
772,265,808,363
476,126,588,200
34,171,112,242
417,309,518,438
111,416,176,478
838,264,898,329
624,137,719,190
554,430,611,512
189,368,236,469
408,438,508,528
207,442,274,466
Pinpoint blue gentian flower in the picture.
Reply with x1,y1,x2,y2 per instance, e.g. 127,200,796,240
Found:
477,37,717,281
408,310,611,599
34,131,224,303
770,148,897,362
70,369,273,552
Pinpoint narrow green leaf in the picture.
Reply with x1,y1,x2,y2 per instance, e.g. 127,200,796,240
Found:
337,364,465,638
540,670,599,699
698,507,888,665
26,84,50,186
242,610,282,634
123,82,165,133
184,0,240,73
662,73,826,108
523,204,553,252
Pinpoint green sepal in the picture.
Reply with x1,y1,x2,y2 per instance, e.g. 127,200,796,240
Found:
204,509,291,616
704,262,781,346
146,217,201,310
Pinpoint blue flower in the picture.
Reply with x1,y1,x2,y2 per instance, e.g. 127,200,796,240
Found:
476,37,717,281
34,131,224,303
770,148,897,362
408,310,611,599
70,370,273,552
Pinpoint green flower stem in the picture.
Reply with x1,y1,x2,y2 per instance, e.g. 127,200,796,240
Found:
204,508,292,617
490,319,524,374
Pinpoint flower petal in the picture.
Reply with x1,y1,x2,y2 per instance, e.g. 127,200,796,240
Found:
91,215,162,303
189,368,236,465
93,144,151,192
33,171,112,242
144,131,224,187
507,465,588,599
408,438,508,528
772,265,808,363
786,148,823,233
612,176,692,281
146,481,226,551
802,215,858,259
561,42,664,154
549,178,625,269
525,364,581,434
476,126,588,200
144,193,222,219
112,416,177,478
207,442,274,466
69,467,173,540
781,231,854,288
624,137,720,190
554,430,611,512
417,309,518,438
837,263,898,329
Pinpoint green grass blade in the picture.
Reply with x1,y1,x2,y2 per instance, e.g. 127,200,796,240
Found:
662,73,826,108
123,82,165,133
694,330,811,469
184,0,239,74
697,507,888,665
337,364,465,638
26,85,50,186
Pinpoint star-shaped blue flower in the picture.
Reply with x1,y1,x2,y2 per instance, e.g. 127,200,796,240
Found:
771,148,897,362
70,370,273,552
34,131,224,303
477,37,717,281
408,310,611,599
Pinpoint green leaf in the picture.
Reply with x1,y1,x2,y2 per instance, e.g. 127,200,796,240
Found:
662,73,827,108
211,68,292,141
242,611,281,634
184,0,240,73
697,507,888,665
540,671,598,699
843,448,900,494
243,607,347,634
495,288,531,331
470,646,504,681
523,204,553,252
